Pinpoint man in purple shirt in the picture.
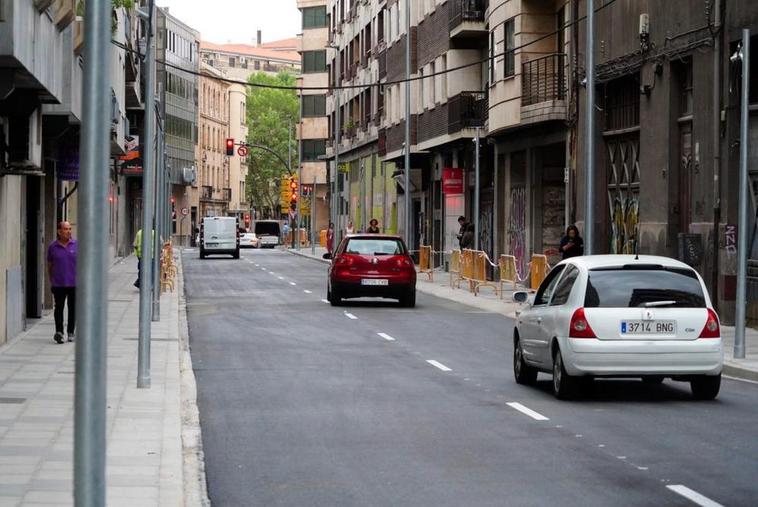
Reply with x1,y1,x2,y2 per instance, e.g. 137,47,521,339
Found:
47,221,77,344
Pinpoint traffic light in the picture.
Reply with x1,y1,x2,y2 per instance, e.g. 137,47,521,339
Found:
289,177,298,205
225,138,235,156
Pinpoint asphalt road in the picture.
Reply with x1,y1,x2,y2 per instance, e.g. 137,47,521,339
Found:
183,247,758,507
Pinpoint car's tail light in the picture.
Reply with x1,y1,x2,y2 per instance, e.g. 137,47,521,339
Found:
698,308,720,338
397,257,413,267
569,308,597,338
335,255,354,266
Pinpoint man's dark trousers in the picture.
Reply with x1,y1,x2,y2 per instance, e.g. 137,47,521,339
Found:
52,287,76,335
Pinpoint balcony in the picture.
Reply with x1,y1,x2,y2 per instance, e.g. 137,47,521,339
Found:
448,91,488,134
222,188,232,201
200,186,213,201
521,54,568,125
449,0,488,39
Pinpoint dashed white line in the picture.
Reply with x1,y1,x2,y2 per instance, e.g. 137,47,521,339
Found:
506,402,550,421
344,312,358,320
321,299,329,304
303,290,313,294
426,360,452,372
289,282,297,286
666,485,724,507
377,332,396,341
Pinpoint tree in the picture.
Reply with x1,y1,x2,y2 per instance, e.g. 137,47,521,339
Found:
245,72,299,218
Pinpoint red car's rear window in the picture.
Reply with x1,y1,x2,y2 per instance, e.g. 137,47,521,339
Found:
343,238,405,256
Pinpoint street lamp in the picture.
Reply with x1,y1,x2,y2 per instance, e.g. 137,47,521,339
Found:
327,42,341,246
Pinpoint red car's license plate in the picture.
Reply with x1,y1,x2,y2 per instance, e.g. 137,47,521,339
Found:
361,279,388,286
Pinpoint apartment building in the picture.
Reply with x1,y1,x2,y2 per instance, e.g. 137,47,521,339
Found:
297,0,330,234
193,63,232,222
200,33,301,82
157,8,200,245
325,0,398,238
487,0,571,275
0,1,142,345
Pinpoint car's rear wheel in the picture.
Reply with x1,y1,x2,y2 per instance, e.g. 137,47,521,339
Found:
552,347,579,400
329,287,342,306
513,337,538,385
233,248,240,259
199,249,206,259
691,374,720,400
401,288,416,308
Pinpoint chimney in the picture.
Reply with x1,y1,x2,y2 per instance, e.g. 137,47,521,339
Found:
256,30,262,47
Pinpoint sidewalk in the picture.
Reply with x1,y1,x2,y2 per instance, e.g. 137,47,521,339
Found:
288,246,758,383
0,256,207,506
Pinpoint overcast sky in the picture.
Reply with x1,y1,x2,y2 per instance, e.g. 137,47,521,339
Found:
156,0,300,45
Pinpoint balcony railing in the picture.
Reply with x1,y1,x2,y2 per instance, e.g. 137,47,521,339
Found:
448,91,488,133
222,188,232,201
521,54,566,107
201,185,212,200
449,0,487,32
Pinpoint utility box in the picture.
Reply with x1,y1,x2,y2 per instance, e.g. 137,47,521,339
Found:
677,233,703,267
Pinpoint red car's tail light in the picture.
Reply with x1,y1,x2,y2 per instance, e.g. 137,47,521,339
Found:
569,308,597,338
698,308,720,338
335,256,354,266
396,257,413,267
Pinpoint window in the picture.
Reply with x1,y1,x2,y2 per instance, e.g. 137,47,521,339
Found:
302,95,327,117
343,238,405,255
585,267,706,308
301,140,326,161
419,68,425,109
430,62,436,105
534,265,565,306
504,18,515,77
489,31,495,84
302,50,327,73
229,57,236,68
302,6,327,28
550,266,579,306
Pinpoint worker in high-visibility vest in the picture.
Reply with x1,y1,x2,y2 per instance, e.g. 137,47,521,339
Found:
133,228,155,288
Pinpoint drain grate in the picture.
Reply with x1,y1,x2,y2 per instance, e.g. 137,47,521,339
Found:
0,397,27,404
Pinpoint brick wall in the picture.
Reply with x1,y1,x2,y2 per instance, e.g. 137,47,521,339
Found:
416,7,449,69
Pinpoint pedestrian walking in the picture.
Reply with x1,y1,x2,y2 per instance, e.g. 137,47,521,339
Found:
366,218,380,234
47,221,77,344
346,220,355,235
560,225,584,259
456,216,468,249
326,222,335,254
460,223,475,250
133,228,155,288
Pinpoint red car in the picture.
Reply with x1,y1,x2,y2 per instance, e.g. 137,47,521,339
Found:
327,234,417,307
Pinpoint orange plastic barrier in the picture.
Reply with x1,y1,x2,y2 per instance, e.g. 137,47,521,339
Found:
499,255,518,298
449,250,462,288
418,245,433,281
530,254,549,290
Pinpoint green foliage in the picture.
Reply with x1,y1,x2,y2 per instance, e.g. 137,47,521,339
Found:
245,72,299,217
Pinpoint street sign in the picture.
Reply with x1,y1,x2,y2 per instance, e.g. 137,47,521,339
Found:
237,145,248,157
181,207,189,216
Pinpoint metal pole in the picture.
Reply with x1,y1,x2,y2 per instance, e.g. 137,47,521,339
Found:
152,117,162,321
584,0,595,254
474,127,481,251
288,119,295,248
311,174,317,255
334,47,341,245
297,98,303,251
735,30,750,359
138,0,156,389
74,0,111,503
404,0,411,246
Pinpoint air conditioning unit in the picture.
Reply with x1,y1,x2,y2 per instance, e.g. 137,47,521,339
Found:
183,166,197,185
7,109,43,171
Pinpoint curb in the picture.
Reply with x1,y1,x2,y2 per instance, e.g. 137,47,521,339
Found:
723,362,758,383
176,254,212,507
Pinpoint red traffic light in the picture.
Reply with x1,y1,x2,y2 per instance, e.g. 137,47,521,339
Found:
225,138,235,156
289,179,297,191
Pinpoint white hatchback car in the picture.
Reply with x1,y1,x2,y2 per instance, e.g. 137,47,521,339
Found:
240,232,259,248
512,255,723,400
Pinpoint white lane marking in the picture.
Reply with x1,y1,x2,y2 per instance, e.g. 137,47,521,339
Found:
261,268,267,271
278,276,285,280
426,360,451,372
506,402,550,421
666,485,724,507
304,290,313,294
377,332,396,341
321,299,329,304
289,282,296,286
344,312,358,320
254,264,259,267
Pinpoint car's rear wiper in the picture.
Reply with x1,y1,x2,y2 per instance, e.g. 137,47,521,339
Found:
643,300,677,307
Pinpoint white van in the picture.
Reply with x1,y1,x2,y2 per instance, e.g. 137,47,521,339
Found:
200,216,240,259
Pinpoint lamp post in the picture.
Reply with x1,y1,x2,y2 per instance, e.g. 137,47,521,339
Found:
404,0,411,246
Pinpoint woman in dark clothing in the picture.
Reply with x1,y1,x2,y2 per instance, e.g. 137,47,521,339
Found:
460,223,475,250
560,225,584,259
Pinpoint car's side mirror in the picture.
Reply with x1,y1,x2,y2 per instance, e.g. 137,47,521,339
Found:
322,253,332,260
513,291,530,304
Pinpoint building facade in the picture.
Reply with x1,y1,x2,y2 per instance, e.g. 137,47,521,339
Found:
298,0,330,235
200,35,301,82
157,8,200,246
0,1,141,346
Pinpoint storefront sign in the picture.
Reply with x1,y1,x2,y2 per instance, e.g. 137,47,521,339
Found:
442,167,464,194
58,145,79,181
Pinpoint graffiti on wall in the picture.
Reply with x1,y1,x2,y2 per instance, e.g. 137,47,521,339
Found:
508,187,528,277
607,137,640,254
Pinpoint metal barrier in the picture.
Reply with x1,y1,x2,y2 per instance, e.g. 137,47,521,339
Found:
320,229,327,247
498,254,518,298
530,254,549,290
449,249,462,288
471,251,498,296
460,249,475,291
160,242,176,292
418,245,434,281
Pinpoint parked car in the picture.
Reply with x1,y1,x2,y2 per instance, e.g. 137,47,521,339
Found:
511,255,723,400
254,220,281,249
240,231,260,248
327,234,416,307
199,216,240,259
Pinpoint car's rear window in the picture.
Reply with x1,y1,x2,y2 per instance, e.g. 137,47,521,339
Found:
584,267,706,308
344,238,405,255
254,222,280,236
